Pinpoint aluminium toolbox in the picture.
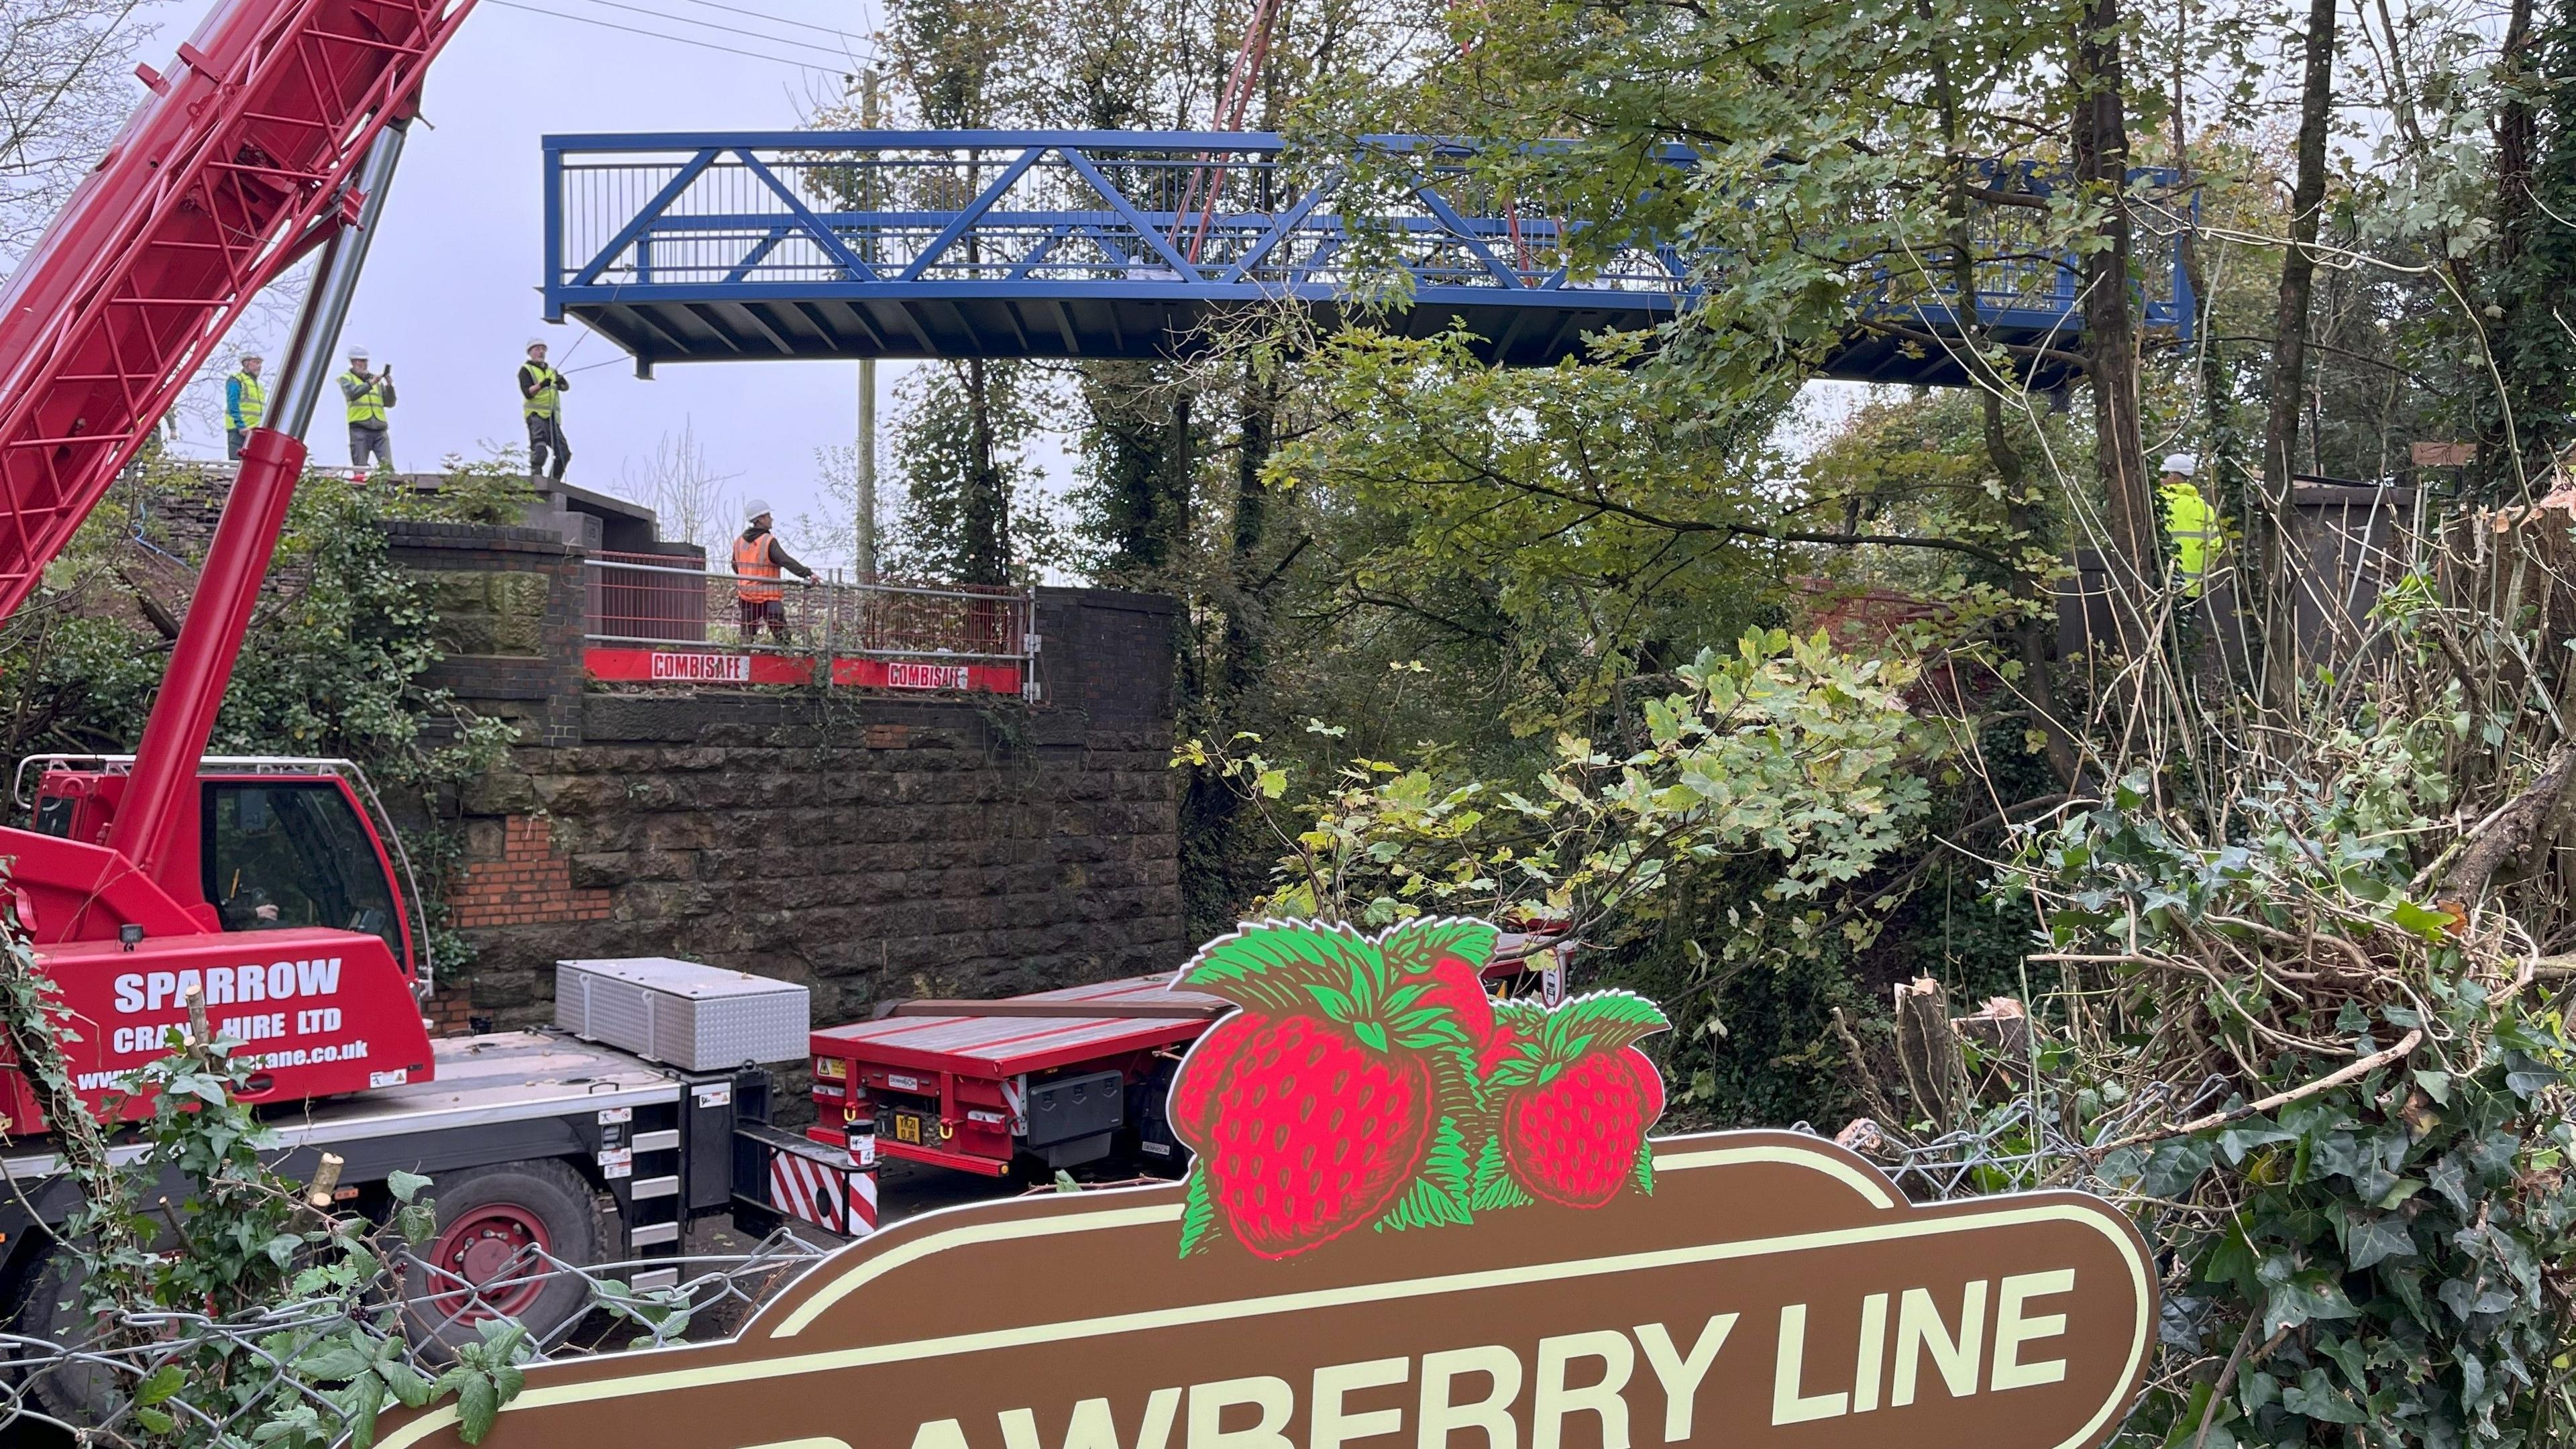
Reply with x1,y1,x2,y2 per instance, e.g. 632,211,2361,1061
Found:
555,957,810,1071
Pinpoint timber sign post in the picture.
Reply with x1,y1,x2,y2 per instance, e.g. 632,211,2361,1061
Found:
382,920,2155,1449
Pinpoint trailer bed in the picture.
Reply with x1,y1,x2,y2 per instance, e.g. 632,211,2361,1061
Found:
1,1030,678,1177
809,975,1231,1077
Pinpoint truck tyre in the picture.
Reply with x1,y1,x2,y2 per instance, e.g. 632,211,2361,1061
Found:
5,1242,125,1425
405,1158,601,1352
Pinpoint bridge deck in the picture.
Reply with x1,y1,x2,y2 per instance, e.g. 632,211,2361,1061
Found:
541,130,2192,386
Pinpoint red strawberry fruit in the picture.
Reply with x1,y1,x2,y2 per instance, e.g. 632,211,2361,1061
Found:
1500,1044,1664,1208
1409,953,1499,1049
1170,1011,1436,1258
1170,1010,1262,1142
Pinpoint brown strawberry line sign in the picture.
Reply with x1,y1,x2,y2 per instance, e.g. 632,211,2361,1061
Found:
384,922,2153,1449
378,1130,2155,1449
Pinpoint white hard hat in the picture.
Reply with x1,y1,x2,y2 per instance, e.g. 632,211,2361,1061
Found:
239,350,262,361
346,343,370,358
526,337,547,350
2161,453,2197,478
745,498,773,521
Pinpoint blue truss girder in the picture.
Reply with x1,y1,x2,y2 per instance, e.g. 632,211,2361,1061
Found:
541,129,2195,385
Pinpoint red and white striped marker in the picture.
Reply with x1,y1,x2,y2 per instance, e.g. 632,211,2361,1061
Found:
768,1135,877,1238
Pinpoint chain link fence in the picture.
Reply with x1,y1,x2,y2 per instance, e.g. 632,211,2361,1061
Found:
1823,1072,2233,1203
0,1228,837,1445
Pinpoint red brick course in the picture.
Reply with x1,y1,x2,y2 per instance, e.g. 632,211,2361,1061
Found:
447,814,613,930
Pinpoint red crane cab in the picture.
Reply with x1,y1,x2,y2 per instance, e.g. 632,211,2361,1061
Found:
2,754,437,1129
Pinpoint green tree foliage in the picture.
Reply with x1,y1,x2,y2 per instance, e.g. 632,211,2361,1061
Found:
881,359,1055,584
1181,629,1940,1114
215,470,516,785
0,463,514,786
2490,0,2576,486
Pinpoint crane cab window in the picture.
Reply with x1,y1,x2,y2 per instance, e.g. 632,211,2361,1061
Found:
202,782,403,964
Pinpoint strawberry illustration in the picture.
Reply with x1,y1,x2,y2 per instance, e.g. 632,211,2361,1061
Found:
1501,1047,1662,1207
1411,953,1498,1052
1171,1011,1435,1257
1165,920,1483,1257
1169,1010,1260,1141
1378,919,1515,1077
1484,992,1671,1210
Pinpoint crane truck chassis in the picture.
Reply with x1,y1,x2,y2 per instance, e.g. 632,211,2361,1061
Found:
0,965,1252,1422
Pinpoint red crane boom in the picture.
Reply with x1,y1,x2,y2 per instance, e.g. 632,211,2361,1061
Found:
0,0,475,623
0,0,478,1129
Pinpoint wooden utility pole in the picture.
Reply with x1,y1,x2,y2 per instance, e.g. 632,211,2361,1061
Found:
856,68,881,582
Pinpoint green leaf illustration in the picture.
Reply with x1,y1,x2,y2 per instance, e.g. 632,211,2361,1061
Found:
1469,1133,1535,1211
1374,1173,1475,1232
1536,991,1671,1062
1373,1116,1477,1232
1381,918,1501,977
1179,920,1380,1015
1177,1166,1222,1258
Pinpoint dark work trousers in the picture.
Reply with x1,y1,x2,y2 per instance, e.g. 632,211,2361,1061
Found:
527,413,570,482
226,428,248,460
349,423,393,471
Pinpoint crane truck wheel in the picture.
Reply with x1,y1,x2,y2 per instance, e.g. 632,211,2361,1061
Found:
3,1242,127,1425
400,1159,602,1355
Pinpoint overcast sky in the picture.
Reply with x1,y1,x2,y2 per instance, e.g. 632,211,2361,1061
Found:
155,0,914,566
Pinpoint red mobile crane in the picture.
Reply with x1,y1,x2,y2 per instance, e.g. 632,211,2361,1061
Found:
0,0,478,1126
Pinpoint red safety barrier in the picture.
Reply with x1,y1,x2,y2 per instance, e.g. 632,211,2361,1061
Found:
580,554,1036,696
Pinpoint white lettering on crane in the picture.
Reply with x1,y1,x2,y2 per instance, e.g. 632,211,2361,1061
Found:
109,959,344,1018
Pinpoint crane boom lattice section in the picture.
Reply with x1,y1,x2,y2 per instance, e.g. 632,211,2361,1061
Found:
0,0,478,625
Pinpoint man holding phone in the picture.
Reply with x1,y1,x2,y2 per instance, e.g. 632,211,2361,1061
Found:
340,345,397,471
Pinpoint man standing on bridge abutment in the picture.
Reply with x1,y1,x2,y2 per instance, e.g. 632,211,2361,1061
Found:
341,345,396,472
735,499,816,646
520,338,571,482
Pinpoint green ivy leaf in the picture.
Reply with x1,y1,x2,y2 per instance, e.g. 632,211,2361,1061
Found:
2142,1136,2216,1199
2280,1368,2367,1424
2341,1212,2415,1270
387,1169,433,1203
2386,899,2453,943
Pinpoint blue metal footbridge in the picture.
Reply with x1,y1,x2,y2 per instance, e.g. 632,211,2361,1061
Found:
541,130,2193,386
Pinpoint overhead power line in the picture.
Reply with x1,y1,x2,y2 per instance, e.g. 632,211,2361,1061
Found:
479,0,850,70
560,0,875,59
660,0,875,47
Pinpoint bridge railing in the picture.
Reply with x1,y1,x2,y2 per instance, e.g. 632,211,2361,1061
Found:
542,130,2191,335
581,551,1037,694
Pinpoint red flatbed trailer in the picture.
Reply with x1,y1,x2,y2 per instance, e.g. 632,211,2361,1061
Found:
807,975,1232,1179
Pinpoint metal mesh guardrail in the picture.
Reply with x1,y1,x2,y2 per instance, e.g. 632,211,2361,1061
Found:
585,553,1035,661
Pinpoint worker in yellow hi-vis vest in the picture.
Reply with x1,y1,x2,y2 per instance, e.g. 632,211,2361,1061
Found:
2159,453,2219,598
519,338,571,482
339,344,396,472
224,352,264,460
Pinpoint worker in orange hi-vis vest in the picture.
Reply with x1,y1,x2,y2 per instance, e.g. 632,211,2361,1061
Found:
733,498,817,645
